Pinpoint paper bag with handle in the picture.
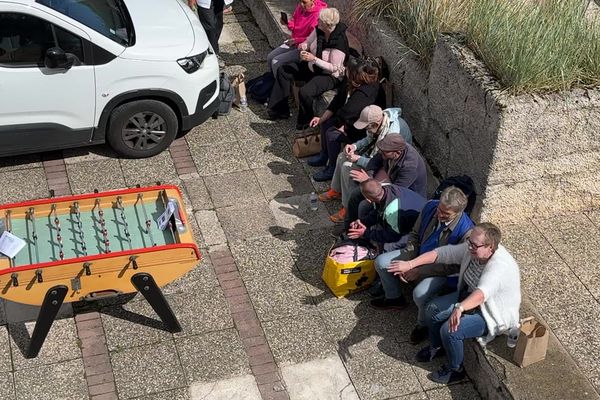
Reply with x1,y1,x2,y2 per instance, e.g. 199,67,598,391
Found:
513,316,549,368
230,73,247,108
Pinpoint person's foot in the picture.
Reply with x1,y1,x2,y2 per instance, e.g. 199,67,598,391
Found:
415,345,445,363
266,109,290,121
367,279,385,298
428,364,466,384
313,167,335,182
329,207,346,223
369,296,407,310
410,325,429,345
307,154,327,167
319,188,341,202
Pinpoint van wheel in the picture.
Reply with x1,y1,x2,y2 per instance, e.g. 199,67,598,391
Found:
107,100,178,158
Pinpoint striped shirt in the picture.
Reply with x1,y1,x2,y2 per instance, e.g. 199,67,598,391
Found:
463,258,485,292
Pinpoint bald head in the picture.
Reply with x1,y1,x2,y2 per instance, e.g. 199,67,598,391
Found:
360,179,384,203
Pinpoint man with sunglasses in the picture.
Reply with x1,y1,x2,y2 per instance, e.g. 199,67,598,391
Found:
389,222,521,384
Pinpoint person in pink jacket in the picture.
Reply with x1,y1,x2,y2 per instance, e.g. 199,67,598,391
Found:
267,0,327,76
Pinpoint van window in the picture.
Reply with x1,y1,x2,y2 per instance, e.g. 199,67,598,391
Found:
37,0,133,46
0,13,85,67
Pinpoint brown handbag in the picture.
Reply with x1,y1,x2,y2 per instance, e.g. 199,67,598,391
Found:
292,130,321,158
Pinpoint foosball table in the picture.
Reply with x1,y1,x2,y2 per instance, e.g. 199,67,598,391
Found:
0,185,200,357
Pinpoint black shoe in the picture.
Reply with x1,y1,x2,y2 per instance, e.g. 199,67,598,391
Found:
266,110,290,121
410,325,429,345
429,364,466,384
313,167,335,182
415,345,445,363
369,296,407,310
307,154,327,167
367,280,385,298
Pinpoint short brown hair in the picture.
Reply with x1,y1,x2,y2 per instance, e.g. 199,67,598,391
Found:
346,57,379,87
475,222,502,250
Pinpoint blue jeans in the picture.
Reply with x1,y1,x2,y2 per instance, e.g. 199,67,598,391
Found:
374,249,407,299
413,277,448,326
425,291,487,370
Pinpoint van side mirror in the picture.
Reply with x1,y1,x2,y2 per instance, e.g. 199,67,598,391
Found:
44,47,74,70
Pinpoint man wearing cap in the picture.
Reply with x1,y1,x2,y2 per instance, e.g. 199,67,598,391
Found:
343,134,427,229
319,105,413,223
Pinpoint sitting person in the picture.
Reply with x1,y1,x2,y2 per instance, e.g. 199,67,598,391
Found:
267,0,327,76
344,135,427,228
318,104,413,222
307,58,386,181
347,179,426,246
371,187,474,345
389,222,521,384
267,8,348,128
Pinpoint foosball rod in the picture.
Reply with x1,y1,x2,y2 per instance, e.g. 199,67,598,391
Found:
28,207,40,264
93,199,111,253
136,193,156,247
73,202,88,256
116,196,132,250
159,190,177,240
5,211,13,267
50,204,64,260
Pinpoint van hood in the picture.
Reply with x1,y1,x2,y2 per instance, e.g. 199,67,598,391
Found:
120,0,203,61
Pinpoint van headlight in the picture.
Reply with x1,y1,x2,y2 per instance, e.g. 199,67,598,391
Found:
177,50,208,73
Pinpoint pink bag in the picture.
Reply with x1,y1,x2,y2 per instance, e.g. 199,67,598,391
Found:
329,244,370,264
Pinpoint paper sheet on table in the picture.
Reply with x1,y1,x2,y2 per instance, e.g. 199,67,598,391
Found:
0,231,26,258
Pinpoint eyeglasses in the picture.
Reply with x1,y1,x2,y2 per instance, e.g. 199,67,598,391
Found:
467,239,488,250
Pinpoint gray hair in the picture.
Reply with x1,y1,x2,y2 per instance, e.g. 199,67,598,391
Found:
319,8,340,29
439,186,468,212
475,222,502,250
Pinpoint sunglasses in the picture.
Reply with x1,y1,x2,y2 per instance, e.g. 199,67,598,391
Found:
467,239,488,250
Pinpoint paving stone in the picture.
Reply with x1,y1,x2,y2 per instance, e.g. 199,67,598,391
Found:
186,117,236,146
162,254,219,295
189,374,261,400
182,177,213,210
63,145,118,164
300,159,331,193
245,272,315,321
217,201,278,242
269,194,334,235
10,318,81,370
67,159,126,194
280,356,359,400
300,266,372,312
111,340,185,399
425,383,481,399
188,142,249,176
0,372,14,400
253,163,315,200
225,21,265,43
120,152,179,187
0,327,13,373
0,154,42,171
235,40,271,62
177,329,250,383
0,168,48,203
391,393,428,400
187,209,207,248
224,11,251,24
243,136,298,169
133,387,190,400
204,170,265,208
229,113,286,142
230,236,296,281
13,358,87,400
263,313,335,364
284,227,337,272
195,210,227,246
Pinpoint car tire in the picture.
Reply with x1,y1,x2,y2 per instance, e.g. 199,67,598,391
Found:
107,100,178,158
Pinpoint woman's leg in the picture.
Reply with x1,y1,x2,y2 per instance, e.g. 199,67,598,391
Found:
423,291,460,349
270,46,300,76
413,277,449,326
325,126,343,168
298,75,337,127
268,62,302,115
440,311,487,370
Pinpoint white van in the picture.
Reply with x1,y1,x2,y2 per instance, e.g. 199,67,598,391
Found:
0,0,220,158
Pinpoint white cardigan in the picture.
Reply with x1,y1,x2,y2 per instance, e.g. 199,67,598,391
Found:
436,242,521,341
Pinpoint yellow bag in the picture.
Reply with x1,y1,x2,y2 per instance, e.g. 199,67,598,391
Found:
321,239,377,298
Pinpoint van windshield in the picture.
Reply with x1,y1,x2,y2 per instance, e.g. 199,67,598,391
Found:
37,0,134,46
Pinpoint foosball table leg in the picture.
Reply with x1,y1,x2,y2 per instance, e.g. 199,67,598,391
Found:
131,273,182,333
27,285,69,358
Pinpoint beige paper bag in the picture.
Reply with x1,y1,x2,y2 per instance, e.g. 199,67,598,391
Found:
230,73,246,107
513,316,549,368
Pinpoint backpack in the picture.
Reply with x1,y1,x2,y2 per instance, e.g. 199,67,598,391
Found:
433,175,477,215
216,72,234,116
246,71,275,104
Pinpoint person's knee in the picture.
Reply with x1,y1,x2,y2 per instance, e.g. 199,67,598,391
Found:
375,254,390,273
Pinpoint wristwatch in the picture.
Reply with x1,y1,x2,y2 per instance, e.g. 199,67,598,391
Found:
454,303,464,313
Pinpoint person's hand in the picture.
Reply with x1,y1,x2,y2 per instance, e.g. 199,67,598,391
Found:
388,260,413,275
309,117,321,128
401,268,420,282
347,153,360,163
300,50,316,62
298,42,308,51
348,220,366,239
449,307,462,333
349,169,369,183
344,144,355,155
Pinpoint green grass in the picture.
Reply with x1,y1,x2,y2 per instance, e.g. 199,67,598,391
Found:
351,0,600,93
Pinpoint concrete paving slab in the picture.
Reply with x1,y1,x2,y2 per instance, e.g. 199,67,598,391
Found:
0,168,48,203
10,317,81,370
0,154,41,171
229,115,286,142
195,210,227,246
244,271,315,321
120,152,179,187
269,194,334,234
554,320,600,392
284,227,337,272
182,177,214,210
263,313,336,364
300,160,332,193
226,21,265,43
0,371,15,400
133,387,190,400
67,159,126,194
243,136,299,169
176,329,250,383
187,209,207,248
216,201,278,242
62,145,118,164
204,170,265,208
280,356,359,400
587,210,600,229
162,255,219,296
13,358,87,400
3,299,72,324
300,266,372,311
185,117,236,147
188,142,250,177
189,374,261,400
230,236,296,280
0,327,12,373
221,40,271,65
398,342,459,392
111,339,185,399
253,163,315,200
426,383,481,399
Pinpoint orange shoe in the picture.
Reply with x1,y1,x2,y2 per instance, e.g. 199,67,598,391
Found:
318,189,341,202
329,207,346,223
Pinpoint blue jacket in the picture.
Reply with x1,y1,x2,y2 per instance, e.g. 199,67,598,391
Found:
417,200,474,254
